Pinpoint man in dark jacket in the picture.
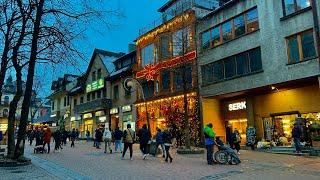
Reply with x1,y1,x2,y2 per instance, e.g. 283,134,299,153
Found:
292,123,302,154
137,124,151,159
95,128,103,149
155,128,165,158
70,129,77,148
114,127,123,153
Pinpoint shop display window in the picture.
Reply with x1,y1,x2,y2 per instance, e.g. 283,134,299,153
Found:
273,114,298,146
228,119,247,144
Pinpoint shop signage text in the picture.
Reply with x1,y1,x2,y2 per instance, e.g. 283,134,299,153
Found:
99,116,107,122
86,79,104,93
228,101,246,111
110,108,119,115
122,105,132,113
83,113,93,119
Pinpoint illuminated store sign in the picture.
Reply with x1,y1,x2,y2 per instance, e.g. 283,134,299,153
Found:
110,108,119,115
86,79,104,93
228,101,246,111
122,105,132,113
83,113,93,119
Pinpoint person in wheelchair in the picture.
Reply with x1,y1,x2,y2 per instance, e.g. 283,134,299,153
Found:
215,137,241,164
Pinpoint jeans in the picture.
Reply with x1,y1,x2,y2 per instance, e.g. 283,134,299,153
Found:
122,143,133,158
294,138,301,153
104,138,112,153
71,138,75,148
206,145,213,165
43,142,50,153
115,140,122,152
96,141,101,148
86,136,90,142
140,143,148,155
165,145,172,161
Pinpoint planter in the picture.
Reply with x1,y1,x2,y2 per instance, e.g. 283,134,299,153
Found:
177,147,205,154
312,141,320,148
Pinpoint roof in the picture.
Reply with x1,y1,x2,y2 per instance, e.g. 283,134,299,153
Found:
158,0,177,12
201,0,239,20
113,50,136,65
110,66,130,77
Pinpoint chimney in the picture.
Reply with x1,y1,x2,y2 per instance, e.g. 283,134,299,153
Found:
128,43,136,53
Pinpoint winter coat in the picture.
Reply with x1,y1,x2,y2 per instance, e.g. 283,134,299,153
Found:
292,127,301,139
137,128,151,144
204,125,216,145
123,129,135,143
156,131,164,144
95,130,103,142
114,129,123,140
103,129,112,140
162,131,172,145
43,129,52,143
71,130,77,140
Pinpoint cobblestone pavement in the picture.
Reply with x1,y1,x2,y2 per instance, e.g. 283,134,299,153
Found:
2,141,320,180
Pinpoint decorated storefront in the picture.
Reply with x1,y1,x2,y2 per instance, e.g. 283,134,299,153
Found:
136,92,201,146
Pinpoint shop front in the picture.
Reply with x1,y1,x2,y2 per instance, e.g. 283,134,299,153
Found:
122,105,135,131
136,92,201,146
0,118,8,132
80,113,94,138
110,107,119,131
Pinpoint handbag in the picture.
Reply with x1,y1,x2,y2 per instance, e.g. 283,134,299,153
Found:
127,130,135,143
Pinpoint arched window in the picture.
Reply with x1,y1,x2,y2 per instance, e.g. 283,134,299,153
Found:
3,109,8,117
4,96,9,105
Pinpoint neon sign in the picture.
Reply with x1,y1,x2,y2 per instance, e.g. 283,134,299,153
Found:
86,79,104,93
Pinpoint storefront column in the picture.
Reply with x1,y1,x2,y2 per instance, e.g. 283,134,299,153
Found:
246,97,255,127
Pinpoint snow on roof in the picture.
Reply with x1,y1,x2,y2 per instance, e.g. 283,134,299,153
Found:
99,54,118,74
110,66,130,77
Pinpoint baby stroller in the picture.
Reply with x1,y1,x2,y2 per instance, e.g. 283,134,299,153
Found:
214,137,241,165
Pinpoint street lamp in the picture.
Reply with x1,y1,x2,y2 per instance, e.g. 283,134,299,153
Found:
123,78,150,130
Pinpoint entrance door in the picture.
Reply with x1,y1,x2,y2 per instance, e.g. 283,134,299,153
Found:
227,119,248,145
272,114,298,146
84,120,93,138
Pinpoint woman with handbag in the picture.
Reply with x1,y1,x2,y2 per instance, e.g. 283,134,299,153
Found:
234,129,242,155
122,124,135,160
162,129,173,163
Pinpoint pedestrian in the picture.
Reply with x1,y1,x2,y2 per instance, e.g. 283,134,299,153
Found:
75,129,79,140
292,123,302,154
233,129,242,154
155,128,165,158
137,124,151,160
53,130,63,152
215,137,241,164
162,129,173,163
62,130,67,145
114,127,123,153
95,128,103,149
43,127,52,154
34,128,42,146
103,127,112,154
122,124,135,160
29,130,35,146
86,130,90,142
71,128,77,148
226,124,234,149
93,128,98,147
204,123,216,165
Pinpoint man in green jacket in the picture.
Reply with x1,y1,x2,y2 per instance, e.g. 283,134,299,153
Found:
204,123,216,165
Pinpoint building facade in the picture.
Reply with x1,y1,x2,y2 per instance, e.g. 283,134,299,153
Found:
198,0,320,146
108,50,137,131
134,0,220,145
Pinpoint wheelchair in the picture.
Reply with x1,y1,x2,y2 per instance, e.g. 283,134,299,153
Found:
214,146,241,165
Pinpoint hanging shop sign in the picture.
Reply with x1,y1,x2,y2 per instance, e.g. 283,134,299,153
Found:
136,51,196,81
86,78,104,93
50,114,57,118
83,113,93,119
110,108,119,115
99,116,107,122
228,101,246,111
95,110,105,117
71,117,76,121
122,105,132,113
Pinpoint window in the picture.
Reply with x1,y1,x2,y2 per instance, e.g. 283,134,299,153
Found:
74,98,77,106
200,7,259,50
64,97,67,106
201,47,262,83
287,30,316,63
236,53,249,75
80,96,84,104
52,101,55,110
97,69,102,79
142,81,154,99
123,58,131,67
211,27,221,47
173,27,191,56
202,31,210,49
92,92,96,100
87,93,90,102
174,65,192,91
67,96,70,106
3,109,8,117
246,8,259,33
222,21,233,42
125,88,131,96
97,90,101,99
161,70,171,90
113,85,119,100
234,15,245,37
249,48,263,72
103,88,107,98
283,0,311,16
174,68,183,90
160,35,171,60
92,71,96,81
4,96,9,105
141,43,155,66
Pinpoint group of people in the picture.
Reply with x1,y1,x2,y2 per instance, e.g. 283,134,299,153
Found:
204,123,241,165
27,127,79,153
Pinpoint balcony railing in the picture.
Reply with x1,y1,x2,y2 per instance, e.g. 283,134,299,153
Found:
138,0,219,37
74,98,112,114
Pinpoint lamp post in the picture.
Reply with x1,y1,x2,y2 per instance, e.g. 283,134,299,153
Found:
123,78,150,130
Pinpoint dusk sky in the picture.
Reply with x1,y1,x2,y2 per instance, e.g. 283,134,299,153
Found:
37,0,168,97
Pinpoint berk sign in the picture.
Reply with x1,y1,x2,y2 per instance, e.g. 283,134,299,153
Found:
228,101,246,111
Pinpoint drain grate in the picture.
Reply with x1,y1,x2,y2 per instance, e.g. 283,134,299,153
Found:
200,170,243,180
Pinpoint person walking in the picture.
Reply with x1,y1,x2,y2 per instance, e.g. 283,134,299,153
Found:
103,128,112,154
233,129,242,154
29,130,34,146
70,128,77,148
95,128,103,149
162,129,173,163
155,128,165,158
292,123,302,154
114,127,123,153
43,127,52,154
226,124,234,149
93,128,98,147
122,124,135,160
137,124,151,160
86,130,90,142
204,123,216,165
75,129,79,141
53,130,63,152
